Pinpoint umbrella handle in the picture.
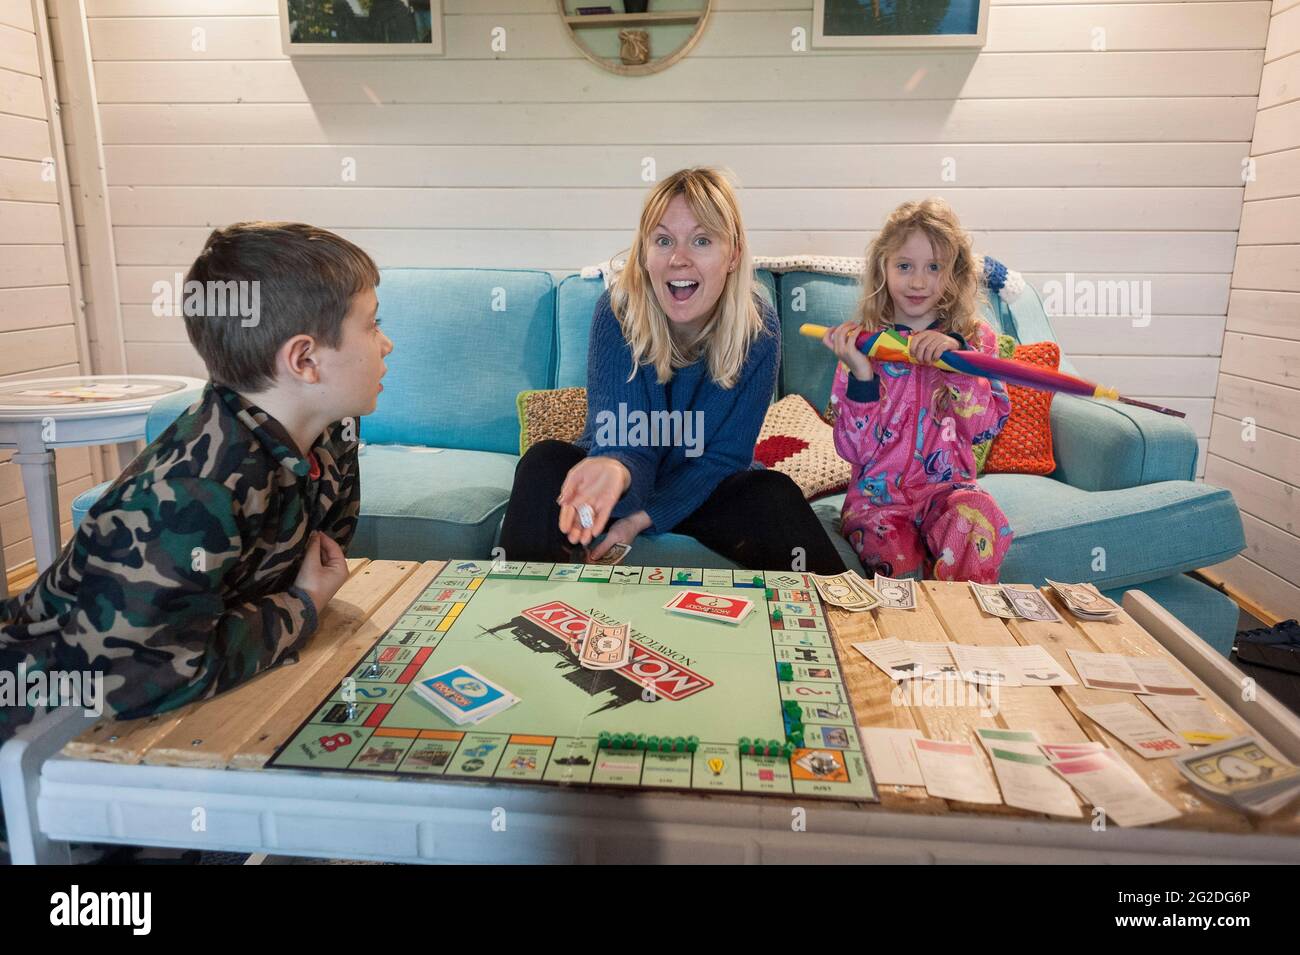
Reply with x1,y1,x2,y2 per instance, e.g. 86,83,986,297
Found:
800,324,1182,415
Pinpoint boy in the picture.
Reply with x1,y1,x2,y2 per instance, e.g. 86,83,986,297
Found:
0,222,393,742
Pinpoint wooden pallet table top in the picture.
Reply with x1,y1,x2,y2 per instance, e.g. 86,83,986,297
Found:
60,561,1300,838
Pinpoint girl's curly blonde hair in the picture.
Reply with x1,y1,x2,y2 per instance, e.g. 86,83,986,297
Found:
855,197,984,342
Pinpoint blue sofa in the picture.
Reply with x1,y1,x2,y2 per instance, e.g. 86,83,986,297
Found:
73,267,1246,654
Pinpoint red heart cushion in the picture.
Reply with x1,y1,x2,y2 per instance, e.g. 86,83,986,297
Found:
754,434,810,467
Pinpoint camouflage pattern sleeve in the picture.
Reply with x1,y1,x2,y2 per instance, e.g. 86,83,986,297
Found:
318,422,360,553
69,476,317,720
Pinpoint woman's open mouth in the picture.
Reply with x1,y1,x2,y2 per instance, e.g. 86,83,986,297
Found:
667,279,699,303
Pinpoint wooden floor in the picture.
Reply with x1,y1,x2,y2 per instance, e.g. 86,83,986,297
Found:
57,559,1300,838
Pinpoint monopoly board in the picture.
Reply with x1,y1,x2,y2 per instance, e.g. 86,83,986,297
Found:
268,559,877,802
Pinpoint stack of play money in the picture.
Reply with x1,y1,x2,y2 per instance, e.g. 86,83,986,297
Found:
1174,737,1300,816
1046,579,1122,620
811,572,882,612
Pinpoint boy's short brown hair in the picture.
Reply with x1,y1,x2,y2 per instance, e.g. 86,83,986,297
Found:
183,222,380,392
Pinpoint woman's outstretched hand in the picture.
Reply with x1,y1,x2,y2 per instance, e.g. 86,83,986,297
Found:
557,455,632,546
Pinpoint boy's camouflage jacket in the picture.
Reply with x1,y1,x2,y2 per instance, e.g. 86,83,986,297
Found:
0,383,359,741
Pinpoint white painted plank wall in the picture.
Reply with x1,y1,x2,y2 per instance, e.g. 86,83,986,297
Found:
1204,0,1300,618
0,0,93,574
48,0,1277,481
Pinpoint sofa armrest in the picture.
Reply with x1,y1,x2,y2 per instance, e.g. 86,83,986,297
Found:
146,387,204,442
1049,394,1198,492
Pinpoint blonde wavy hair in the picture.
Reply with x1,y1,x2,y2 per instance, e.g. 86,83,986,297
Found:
856,197,983,342
610,167,765,388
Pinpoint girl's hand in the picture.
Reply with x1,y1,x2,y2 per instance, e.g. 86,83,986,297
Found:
557,455,631,546
822,323,873,381
910,330,961,365
588,511,649,563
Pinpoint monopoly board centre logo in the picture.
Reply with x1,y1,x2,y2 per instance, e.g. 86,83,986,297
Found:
519,601,713,702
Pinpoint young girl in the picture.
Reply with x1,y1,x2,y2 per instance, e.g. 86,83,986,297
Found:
822,198,1013,583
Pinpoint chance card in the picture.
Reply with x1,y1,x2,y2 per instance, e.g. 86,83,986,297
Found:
664,590,753,624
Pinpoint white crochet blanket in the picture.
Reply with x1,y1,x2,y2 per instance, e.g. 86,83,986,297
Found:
579,253,1025,303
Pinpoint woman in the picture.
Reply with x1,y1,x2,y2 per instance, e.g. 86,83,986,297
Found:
499,168,846,574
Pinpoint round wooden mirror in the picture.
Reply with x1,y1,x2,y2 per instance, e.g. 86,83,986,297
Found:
558,1,712,77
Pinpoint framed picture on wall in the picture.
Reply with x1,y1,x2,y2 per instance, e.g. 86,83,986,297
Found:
280,0,444,56
813,0,989,48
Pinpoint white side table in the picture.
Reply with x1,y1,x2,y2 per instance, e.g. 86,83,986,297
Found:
0,374,206,581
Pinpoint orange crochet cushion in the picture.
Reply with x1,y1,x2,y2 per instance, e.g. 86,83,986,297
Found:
983,340,1059,476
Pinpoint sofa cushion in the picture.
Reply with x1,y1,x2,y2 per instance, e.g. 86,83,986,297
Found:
1102,573,1240,658
1049,394,1199,491
555,275,605,389
71,480,112,532
774,273,864,412
348,445,519,562
516,386,586,455
753,394,852,500
77,445,520,562
978,473,1245,589
983,340,1059,476
367,269,556,453
812,474,1242,591
553,270,778,389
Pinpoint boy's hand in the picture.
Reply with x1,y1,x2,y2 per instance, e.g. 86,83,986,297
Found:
910,330,961,365
294,531,350,613
822,323,873,381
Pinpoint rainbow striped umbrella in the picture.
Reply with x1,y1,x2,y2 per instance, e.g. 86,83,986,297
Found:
799,324,1184,418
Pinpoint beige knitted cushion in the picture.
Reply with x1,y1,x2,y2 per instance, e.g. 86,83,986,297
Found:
516,387,587,455
754,394,852,500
